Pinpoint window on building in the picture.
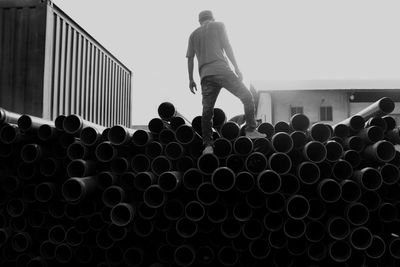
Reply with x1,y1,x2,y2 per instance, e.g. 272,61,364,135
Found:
320,106,333,121
290,106,303,117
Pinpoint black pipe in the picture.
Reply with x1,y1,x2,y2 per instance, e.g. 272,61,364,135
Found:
182,168,203,191
310,122,331,143
158,171,181,192
185,200,205,222
137,201,158,220
366,116,387,131
327,216,350,240
132,154,151,173
176,217,197,238
303,141,327,163
123,247,144,266
165,141,184,160
80,126,103,147
263,212,283,232
213,137,232,159
257,169,281,194
67,141,88,160
110,202,135,227
343,149,361,168
379,202,397,223
67,159,96,178
158,102,189,122
383,115,397,131
242,219,264,241
211,167,235,192
280,173,300,195
366,235,386,259
343,136,365,152
290,113,310,131
363,140,395,162
133,218,154,237
245,188,266,209
55,115,66,131
163,199,184,220
38,123,58,141
48,224,66,244
283,218,306,239
349,226,372,250
307,198,326,221
232,201,252,222
249,238,270,260
217,246,238,266
143,185,165,208
233,136,253,156
197,153,219,175
333,123,350,138
325,140,343,162
269,229,287,250
226,154,244,173
55,243,72,264
35,182,55,203
340,179,362,203
390,150,400,166
95,141,117,162
108,125,135,146
111,157,129,174
61,176,96,202
196,182,219,206
332,159,353,180
175,124,198,145
287,236,307,257
266,192,285,213
213,107,227,129
268,152,292,175
336,115,365,132
145,141,163,159
102,186,126,207
7,198,25,217
197,246,215,265
0,107,21,124
132,129,152,147
151,155,171,176
353,167,382,191
357,126,384,144
357,97,395,120
257,122,275,139
40,240,55,260
148,117,169,135
389,237,400,259
307,242,327,262
286,195,309,220
380,163,400,185
290,130,308,150
65,227,83,246
346,202,369,226
0,123,21,144
305,220,325,242
235,171,254,193
274,121,291,133
21,143,43,163
271,132,293,153
386,127,400,144
329,240,352,263
220,121,240,141
170,116,186,131
359,190,381,212
174,245,196,267
297,161,320,185
318,178,341,203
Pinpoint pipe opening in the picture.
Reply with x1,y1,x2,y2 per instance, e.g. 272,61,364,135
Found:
257,170,281,194
63,115,82,134
110,203,134,227
144,185,165,208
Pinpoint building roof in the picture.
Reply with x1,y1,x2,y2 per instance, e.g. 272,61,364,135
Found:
251,80,400,91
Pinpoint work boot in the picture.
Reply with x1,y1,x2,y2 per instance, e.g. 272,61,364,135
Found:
246,130,266,139
202,146,214,155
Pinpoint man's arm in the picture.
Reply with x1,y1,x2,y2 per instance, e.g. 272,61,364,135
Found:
187,57,197,94
220,23,243,80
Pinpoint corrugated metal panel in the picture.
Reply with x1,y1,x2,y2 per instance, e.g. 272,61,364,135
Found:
0,1,47,116
0,0,132,127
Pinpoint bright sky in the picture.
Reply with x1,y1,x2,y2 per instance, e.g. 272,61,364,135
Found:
52,0,400,126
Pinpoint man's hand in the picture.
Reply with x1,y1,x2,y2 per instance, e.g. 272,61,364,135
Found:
235,68,243,81
189,80,197,94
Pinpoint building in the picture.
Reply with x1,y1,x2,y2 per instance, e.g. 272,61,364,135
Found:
252,80,400,125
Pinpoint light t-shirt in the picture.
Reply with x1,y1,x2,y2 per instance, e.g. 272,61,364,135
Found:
186,21,234,80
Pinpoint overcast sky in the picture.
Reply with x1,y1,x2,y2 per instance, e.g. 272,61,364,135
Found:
52,0,400,126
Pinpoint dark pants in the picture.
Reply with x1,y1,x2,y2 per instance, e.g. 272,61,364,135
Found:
201,73,257,147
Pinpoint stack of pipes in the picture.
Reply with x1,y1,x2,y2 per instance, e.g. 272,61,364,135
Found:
0,97,399,266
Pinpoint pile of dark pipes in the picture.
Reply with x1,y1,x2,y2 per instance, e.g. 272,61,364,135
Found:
0,97,400,267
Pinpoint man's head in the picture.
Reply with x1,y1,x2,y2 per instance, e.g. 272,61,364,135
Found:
198,10,214,24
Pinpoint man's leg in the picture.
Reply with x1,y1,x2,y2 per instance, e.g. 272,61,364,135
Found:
201,76,221,149
219,73,258,133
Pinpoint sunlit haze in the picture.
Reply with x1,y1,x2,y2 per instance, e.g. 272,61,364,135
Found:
52,0,400,126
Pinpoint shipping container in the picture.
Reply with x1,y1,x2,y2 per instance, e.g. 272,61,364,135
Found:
0,0,132,127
